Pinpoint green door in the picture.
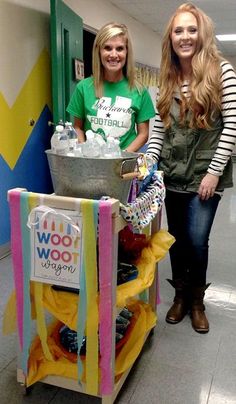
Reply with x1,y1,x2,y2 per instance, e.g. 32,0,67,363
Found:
50,0,83,123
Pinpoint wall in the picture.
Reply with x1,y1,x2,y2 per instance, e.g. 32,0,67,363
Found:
0,0,162,256
65,0,162,67
0,0,53,256
227,56,236,69
6,0,162,67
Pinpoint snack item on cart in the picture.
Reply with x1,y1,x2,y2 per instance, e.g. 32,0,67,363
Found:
59,324,86,355
116,314,130,327
117,262,138,285
59,321,130,356
116,332,124,343
137,154,150,179
118,226,148,262
120,170,165,230
116,323,129,335
115,307,133,336
119,307,133,320
137,165,158,195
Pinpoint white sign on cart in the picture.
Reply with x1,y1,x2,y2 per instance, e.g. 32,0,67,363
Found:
28,206,82,288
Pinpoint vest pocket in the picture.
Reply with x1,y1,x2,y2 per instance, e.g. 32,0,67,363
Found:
195,149,214,174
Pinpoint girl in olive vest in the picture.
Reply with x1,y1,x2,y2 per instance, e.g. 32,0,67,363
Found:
147,3,236,333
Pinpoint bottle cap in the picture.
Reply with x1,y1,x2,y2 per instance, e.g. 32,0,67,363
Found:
55,125,64,131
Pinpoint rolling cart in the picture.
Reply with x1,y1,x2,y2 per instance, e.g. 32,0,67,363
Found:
7,187,170,403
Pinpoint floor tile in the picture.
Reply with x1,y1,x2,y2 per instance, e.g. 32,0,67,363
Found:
146,327,219,373
0,368,58,404
214,333,236,371
129,362,212,404
0,332,17,372
208,367,236,404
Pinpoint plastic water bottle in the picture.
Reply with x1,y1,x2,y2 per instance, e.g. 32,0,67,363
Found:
94,133,106,150
81,130,100,157
74,143,83,157
102,137,121,158
51,125,69,155
65,121,78,151
114,139,121,157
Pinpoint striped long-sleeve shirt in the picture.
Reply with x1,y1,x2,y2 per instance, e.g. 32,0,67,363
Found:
147,61,236,176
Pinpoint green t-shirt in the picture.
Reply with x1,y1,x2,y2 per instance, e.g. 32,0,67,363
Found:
66,77,155,149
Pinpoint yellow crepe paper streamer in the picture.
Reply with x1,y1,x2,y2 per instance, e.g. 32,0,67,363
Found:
34,282,54,361
116,229,175,307
25,300,155,387
29,193,53,362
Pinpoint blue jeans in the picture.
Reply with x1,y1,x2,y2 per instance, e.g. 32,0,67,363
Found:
165,190,221,286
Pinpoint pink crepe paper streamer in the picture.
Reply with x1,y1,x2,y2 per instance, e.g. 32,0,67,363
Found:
8,190,24,349
98,200,113,394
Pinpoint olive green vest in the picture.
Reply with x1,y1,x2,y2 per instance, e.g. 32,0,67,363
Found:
159,98,233,192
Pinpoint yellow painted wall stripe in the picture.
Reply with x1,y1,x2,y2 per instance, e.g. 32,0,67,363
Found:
0,48,52,169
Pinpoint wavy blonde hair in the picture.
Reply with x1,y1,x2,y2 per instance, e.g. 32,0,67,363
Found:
158,2,224,128
92,22,140,98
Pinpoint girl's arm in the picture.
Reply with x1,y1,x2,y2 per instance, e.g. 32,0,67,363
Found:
125,121,149,152
73,117,86,143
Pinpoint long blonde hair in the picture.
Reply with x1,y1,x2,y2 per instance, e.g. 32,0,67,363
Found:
158,2,223,128
92,22,139,98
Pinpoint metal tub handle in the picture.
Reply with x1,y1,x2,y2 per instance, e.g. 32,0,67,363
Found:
120,159,142,180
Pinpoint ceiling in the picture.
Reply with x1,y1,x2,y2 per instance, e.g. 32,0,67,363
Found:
107,0,236,57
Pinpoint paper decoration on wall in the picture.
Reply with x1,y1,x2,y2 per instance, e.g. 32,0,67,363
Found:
135,62,159,87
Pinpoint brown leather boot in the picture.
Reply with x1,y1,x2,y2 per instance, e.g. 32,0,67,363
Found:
191,284,211,334
166,279,189,324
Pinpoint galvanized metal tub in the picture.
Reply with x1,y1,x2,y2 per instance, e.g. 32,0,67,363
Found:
45,150,139,204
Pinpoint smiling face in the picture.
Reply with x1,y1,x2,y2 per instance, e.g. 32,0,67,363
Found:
171,11,198,64
100,35,127,81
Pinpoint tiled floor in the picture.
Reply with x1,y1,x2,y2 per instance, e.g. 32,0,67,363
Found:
1,165,236,403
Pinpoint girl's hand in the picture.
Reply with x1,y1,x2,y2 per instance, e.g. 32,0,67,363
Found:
198,173,219,200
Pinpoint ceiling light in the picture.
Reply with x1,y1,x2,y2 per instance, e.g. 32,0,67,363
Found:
216,34,236,41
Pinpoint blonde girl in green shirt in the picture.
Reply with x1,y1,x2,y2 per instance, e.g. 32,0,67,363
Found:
67,22,155,152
